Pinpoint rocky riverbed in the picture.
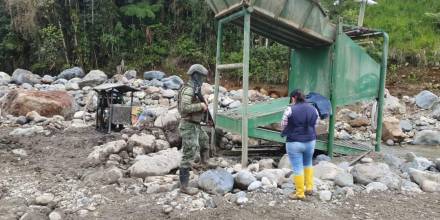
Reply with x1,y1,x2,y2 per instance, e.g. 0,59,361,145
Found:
0,68,440,219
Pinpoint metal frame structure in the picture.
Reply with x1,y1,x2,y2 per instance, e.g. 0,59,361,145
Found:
209,1,389,167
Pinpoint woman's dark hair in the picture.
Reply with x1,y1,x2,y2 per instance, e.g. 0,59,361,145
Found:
290,89,306,103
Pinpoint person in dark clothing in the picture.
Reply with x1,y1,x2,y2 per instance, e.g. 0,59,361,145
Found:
281,89,319,200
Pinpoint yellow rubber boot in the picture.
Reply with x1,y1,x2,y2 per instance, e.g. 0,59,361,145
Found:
304,167,314,195
289,175,305,200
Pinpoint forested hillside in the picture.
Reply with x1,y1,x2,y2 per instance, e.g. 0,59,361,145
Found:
0,0,439,83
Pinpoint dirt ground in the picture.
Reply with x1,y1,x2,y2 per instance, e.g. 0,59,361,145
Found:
1,125,439,220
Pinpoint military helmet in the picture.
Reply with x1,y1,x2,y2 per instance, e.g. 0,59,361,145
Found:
187,64,208,76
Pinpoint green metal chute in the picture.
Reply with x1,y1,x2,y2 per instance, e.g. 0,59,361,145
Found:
207,0,389,165
206,0,336,48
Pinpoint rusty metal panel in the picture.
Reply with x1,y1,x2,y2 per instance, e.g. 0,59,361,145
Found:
289,47,333,97
111,104,133,125
333,34,381,106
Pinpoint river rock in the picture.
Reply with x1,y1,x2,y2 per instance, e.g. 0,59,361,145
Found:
58,67,85,80
400,153,433,173
436,158,440,170
413,130,440,145
255,169,286,186
0,71,11,83
351,162,391,185
129,148,182,178
319,190,332,201
162,75,184,90
400,179,422,193
1,90,75,118
382,117,406,142
35,193,54,206
377,172,401,190
258,158,274,170
409,168,440,192
278,154,291,169
399,120,413,132
247,181,262,191
384,92,406,114
78,70,108,87
48,210,64,220
229,100,241,109
365,182,388,193
86,140,127,166
334,172,354,187
11,69,41,85
124,70,137,80
314,161,344,181
201,83,213,96
83,166,123,185
41,75,54,84
161,89,176,98
383,153,404,169
9,126,44,137
235,170,257,189
198,168,234,194
415,90,439,109
349,117,370,127
154,109,180,129
143,71,165,80
128,133,156,153
155,139,170,151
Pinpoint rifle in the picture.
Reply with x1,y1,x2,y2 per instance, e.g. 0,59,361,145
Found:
195,89,215,128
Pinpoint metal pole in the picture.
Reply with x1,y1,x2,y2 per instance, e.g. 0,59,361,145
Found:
241,11,251,167
357,0,367,27
211,22,223,156
328,18,343,158
375,32,389,152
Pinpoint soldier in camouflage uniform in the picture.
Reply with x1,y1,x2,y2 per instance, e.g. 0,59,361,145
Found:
177,64,210,195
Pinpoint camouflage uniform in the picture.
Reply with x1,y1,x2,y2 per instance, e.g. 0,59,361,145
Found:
178,80,209,168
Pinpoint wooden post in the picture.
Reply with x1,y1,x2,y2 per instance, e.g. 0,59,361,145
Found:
241,11,251,167
211,22,223,156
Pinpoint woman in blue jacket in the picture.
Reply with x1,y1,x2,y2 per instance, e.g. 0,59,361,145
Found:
281,89,319,200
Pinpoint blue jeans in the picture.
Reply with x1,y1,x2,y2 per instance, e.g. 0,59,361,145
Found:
286,140,316,175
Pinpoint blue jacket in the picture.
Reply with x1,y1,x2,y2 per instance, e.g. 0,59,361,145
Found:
281,103,318,142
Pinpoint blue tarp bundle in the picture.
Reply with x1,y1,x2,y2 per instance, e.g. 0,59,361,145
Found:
306,92,332,120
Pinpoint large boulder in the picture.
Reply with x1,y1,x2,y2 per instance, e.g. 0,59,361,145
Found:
58,67,85,80
351,162,392,185
162,75,184,90
124,70,137,80
383,153,404,169
255,169,286,186
143,71,165,80
234,170,257,189
11,69,41,85
198,168,234,194
278,154,291,169
382,117,406,142
128,133,156,153
78,70,108,88
129,148,182,178
82,166,123,186
154,109,180,129
1,90,75,118
415,90,439,109
86,140,127,166
384,92,406,114
314,161,344,181
409,168,440,192
0,72,11,85
400,152,433,173
413,130,440,145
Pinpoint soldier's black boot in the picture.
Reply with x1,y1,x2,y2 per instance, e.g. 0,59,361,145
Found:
179,167,199,195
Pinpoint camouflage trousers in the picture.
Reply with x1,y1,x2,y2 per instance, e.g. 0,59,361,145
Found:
179,120,209,168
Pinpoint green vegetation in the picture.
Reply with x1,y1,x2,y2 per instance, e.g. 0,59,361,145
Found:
0,0,439,83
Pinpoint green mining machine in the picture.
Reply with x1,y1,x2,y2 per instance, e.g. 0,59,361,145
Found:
206,0,389,166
